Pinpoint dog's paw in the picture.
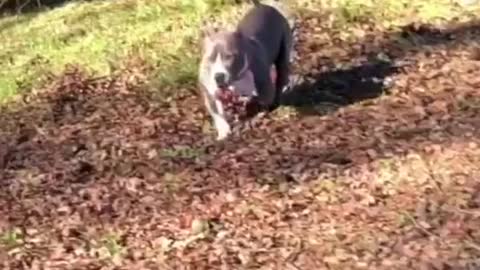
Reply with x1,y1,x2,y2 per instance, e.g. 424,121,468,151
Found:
216,132,229,141
216,125,231,141
213,114,231,141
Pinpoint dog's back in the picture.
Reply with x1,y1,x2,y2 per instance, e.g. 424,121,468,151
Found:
237,3,291,63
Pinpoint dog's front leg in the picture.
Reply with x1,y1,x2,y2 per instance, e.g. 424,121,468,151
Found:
255,74,277,112
203,92,231,140
212,113,231,140
212,98,231,140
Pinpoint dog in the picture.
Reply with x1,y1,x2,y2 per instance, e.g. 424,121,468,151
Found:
198,0,294,140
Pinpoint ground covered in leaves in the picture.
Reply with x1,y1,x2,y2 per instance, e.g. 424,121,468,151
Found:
1,8,480,270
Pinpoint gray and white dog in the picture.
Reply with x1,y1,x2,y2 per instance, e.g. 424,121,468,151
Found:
198,0,295,140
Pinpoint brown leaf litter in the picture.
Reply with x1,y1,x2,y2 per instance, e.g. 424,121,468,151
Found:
1,13,480,270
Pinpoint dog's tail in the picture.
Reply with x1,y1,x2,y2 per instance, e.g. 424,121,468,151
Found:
250,0,283,7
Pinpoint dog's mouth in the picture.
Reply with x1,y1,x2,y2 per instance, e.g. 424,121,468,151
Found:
216,87,251,119
216,82,229,89
216,87,241,104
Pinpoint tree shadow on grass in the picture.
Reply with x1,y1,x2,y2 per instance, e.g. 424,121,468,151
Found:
0,0,78,15
0,0,84,34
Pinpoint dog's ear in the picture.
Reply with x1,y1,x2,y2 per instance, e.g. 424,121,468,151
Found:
201,28,215,50
233,30,246,45
200,20,219,41
201,27,215,39
233,30,244,39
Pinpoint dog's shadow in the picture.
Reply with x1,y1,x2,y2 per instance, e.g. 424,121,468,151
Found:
280,59,399,115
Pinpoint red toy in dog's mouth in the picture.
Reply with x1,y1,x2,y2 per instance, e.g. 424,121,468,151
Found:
216,88,250,118
215,66,277,120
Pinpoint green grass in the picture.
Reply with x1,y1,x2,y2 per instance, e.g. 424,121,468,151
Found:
0,0,478,102
101,233,125,258
296,0,478,27
0,228,23,248
0,0,242,102
160,145,204,159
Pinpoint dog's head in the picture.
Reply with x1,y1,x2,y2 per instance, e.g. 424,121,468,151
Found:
201,26,250,91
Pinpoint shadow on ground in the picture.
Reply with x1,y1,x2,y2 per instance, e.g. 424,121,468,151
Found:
0,0,81,33
282,16,480,116
0,0,77,14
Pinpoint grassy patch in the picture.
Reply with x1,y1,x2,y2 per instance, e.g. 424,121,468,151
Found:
0,228,23,249
80,232,126,265
294,0,479,29
0,0,243,102
162,172,186,194
0,0,478,102
101,233,125,258
160,145,204,159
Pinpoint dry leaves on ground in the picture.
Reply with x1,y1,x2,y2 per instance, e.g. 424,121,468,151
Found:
1,10,480,270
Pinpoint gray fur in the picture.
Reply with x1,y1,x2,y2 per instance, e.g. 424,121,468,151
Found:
198,0,293,140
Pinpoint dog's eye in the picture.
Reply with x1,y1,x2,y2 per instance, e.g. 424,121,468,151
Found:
223,54,234,61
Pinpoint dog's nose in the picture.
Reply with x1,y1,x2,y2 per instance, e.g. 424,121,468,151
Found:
214,73,227,86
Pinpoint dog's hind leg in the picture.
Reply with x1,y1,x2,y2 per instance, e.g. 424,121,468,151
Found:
272,35,291,109
251,61,277,112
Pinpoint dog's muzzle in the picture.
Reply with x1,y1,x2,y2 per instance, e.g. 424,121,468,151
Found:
214,72,228,88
